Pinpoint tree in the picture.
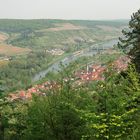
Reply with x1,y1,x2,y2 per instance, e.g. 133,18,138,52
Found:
81,67,140,140
24,80,85,140
118,9,140,72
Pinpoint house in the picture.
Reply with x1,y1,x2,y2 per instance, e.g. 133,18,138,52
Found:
26,92,32,99
8,93,20,101
46,49,64,56
19,90,26,100
0,56,11,61
112,56,130,72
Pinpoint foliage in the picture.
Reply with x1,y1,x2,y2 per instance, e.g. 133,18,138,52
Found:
81,67,140,140
118,9,140,72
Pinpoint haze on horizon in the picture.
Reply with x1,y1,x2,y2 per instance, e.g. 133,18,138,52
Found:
0,0,140,20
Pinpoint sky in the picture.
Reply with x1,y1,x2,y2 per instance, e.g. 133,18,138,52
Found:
0,0,140,20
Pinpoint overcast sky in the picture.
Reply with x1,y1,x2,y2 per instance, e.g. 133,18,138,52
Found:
0,0,140,20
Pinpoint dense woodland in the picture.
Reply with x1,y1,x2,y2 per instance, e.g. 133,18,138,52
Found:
0,10,140,140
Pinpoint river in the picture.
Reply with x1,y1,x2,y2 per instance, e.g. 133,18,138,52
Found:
32,39,118,82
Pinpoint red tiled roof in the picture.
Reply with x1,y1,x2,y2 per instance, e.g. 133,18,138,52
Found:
19,91,26,98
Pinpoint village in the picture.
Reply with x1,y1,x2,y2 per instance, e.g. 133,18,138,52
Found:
46,49,64,56
7,56,130,101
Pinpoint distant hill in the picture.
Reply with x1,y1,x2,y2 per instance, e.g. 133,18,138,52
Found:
0,19,128,51
0,19,129,32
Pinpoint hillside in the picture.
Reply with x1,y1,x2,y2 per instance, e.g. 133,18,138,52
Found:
0,19,128,51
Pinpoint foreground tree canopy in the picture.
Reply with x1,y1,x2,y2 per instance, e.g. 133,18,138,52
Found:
0,65,140,140
118,9,140,72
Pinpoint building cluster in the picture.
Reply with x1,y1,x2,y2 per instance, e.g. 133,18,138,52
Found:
46,49,64,56
75,64,105,82
8,81,59,101
75,56,130,82
7,56,130,101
